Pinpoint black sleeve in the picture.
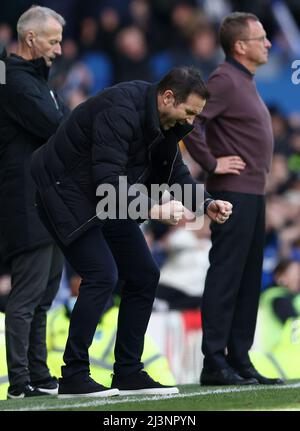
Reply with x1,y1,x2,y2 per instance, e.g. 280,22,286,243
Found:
3,76,65,141
273,296,298,324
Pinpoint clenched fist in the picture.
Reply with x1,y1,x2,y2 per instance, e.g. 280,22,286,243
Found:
206,200,233,224
149,200,185,225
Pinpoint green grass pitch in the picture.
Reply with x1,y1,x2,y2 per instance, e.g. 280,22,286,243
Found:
1,381,300,411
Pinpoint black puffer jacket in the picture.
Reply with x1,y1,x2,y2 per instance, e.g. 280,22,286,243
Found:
31,80,211,246
0,53,68,261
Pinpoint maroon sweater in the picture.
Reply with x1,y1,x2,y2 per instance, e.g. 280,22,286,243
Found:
184,59,274,195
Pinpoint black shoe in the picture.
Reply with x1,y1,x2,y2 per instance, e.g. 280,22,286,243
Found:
7,383,49,399
111,370,179,395
58,374,119,398
31,376,58,395
200,367,259,386
237,366,285,385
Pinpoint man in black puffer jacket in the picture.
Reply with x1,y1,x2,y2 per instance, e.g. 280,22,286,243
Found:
0,6,69,399
31,66,233,398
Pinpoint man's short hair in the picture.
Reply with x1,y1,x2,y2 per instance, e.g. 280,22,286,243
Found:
17,5,65,39
157,66,210,104
219,12,259,56
274,259,295,281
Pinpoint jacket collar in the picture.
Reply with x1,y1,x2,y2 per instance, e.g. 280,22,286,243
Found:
145,83,162,145
9,54,50,80
145,83,194,145
226,56,254,78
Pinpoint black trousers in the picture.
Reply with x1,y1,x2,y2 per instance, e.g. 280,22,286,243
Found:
5,243,63,387
37,202,160,380
202,191,265,371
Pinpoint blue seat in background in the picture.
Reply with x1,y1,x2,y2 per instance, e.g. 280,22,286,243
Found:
80,52,113,94
150,51,174,81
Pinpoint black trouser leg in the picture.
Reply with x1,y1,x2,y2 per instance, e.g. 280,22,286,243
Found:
59,226,119,379
227,197,265,368
101,219,160,378
202,192,263,370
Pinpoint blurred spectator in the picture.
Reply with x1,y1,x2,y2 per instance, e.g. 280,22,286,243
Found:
263,190,300,291
66,88,89,110
129,0,166,53
0,23,13,46
97,7,121,59
130,0,150,31
113,25,154,82
272,259,300,324
263,195,290,289
59,62,93,101
250,259,300,380
265,153,290,195
142,221,171,269
78,17,99,53
269,105,292,156
201,0,231,24
287,130,300,175
80,52,113,94
168,2,205,55
185,23,223,80
154,218,211,311
93,0,132,24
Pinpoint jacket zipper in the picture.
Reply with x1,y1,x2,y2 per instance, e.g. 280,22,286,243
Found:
49,89,59,110
166,145,179,184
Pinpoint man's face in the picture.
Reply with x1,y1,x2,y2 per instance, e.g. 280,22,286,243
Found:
30,17,62,67
241,20,271,66
277,262,300,294
159,92,206,131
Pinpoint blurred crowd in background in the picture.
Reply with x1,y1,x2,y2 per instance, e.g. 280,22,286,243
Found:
0,0,300,313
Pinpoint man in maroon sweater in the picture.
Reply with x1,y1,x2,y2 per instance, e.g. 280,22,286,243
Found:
184,12,284,385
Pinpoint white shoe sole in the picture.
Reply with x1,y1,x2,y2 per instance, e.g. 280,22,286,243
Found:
7,391,49,399
58,388,119,398
38,387,58,395
7,393,25,399
118,387,179,396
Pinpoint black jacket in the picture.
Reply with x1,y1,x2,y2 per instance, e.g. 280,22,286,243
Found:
31,80,211,246
0,53,68,261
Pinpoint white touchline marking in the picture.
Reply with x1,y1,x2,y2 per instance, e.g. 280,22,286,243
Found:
3,382,300,411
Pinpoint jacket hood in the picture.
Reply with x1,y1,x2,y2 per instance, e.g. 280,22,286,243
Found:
6,53,50,80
